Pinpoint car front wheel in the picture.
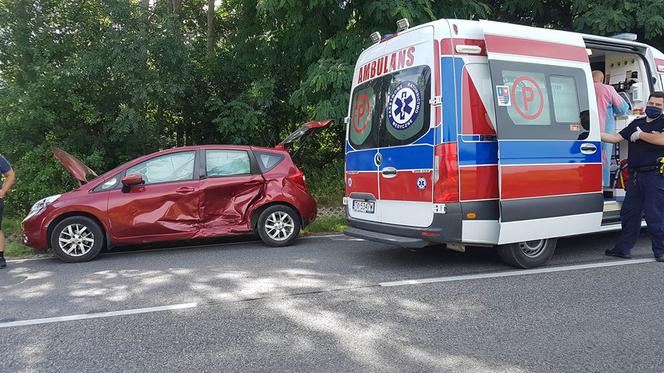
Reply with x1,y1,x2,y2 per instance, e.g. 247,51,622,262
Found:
257,205,301,247
50,216,105,263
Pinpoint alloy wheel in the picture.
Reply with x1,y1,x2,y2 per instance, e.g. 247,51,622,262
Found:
264,211,295,242
58,224,95,257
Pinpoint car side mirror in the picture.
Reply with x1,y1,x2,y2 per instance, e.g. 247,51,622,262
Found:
121,174,144,192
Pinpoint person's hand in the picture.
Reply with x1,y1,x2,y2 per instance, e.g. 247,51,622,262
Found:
630,127,642,142
0,190,5,199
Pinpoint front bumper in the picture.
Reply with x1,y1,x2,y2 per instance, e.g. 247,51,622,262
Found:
21,214,49,250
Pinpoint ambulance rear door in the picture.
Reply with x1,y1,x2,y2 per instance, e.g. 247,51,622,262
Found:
480,21,604,244
377,26,436,228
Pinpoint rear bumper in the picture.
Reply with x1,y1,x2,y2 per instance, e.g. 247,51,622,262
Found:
344,227,429,248
345,202,463,246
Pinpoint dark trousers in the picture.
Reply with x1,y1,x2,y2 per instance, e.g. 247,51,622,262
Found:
615,171,664,257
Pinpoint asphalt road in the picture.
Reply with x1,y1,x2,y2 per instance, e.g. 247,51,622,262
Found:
1,231,662,372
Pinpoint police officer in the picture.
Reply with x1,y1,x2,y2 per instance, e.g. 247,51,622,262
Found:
601,91,664,262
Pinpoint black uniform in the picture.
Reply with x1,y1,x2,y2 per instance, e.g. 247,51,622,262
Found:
613,116,664,258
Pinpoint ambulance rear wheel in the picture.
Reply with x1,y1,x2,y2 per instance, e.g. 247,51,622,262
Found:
497,239,557,269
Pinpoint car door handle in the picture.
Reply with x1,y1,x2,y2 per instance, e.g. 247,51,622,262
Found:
176,187,195,194
381,167,397,178
580,143,597,155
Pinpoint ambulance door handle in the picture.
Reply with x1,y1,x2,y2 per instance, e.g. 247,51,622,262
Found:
580,143,597,155
381,167,397,178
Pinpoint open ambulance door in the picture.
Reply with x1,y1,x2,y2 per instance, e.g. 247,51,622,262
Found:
480,21,604,245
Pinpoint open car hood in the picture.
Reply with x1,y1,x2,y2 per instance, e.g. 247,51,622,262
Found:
52,148,98,186
277,120,333,149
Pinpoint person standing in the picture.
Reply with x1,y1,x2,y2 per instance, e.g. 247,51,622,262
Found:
601,91,664,262
593,70,630,187
0,155,15,268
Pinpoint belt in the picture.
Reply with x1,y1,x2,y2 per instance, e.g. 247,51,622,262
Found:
630,165,659,173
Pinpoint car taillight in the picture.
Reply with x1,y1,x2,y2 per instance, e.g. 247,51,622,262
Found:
289,168,308,191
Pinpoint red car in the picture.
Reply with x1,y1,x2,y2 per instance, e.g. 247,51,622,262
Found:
22,120,331,262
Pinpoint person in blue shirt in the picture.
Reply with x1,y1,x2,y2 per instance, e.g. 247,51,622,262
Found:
0,155,15,268
601,91,664,262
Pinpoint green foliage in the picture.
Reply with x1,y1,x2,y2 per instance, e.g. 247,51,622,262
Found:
2,216,35,257
1,0,663,218
302,216,348,235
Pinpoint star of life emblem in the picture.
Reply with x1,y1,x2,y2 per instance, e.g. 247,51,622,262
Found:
388,81,421,130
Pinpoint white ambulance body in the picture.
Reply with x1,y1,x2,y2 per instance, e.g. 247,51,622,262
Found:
343,19,664,268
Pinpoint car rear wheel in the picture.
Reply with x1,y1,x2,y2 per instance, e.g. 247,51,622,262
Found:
497,238,557,269
257,205,300,247
50,216,104,263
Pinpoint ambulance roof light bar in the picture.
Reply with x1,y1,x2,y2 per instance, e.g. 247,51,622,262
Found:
396,18,410,32
370,31,381,44
611,33,637,41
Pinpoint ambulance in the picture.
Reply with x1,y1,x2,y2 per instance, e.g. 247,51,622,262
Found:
343,18,664,268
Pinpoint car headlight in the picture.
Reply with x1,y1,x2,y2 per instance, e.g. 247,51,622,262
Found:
24,194,61,221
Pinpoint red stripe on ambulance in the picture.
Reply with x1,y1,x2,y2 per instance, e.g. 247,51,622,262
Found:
345,172,378,197
500,164,602,200
380,172,432,202
460,166,498,201
484,35,588,63
440,38,487,56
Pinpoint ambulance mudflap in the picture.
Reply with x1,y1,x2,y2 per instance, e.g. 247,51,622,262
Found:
345,25,436,234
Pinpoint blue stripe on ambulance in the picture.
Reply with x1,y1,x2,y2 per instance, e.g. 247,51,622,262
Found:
498,141,602,165
378,145,434,171
346,149,378,172
441,57,463,143
458,141,498,166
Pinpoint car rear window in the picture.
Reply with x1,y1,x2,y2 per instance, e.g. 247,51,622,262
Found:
255,152,284,172
206,150,251,177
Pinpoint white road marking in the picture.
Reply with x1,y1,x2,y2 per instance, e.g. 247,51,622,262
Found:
380,258,657,287
0,302,198,329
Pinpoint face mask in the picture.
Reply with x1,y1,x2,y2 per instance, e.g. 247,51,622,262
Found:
645,106,663,119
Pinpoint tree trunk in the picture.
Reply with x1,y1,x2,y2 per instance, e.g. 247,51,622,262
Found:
207,0,215,55
171,0,182,16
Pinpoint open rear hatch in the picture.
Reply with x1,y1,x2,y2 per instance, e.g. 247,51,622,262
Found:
52,148,98,186
276,120,333,150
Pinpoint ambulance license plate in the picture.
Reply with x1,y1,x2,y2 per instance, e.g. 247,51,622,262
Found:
352,200,375,214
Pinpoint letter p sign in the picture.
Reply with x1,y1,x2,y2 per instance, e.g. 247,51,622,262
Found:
511,75,544,121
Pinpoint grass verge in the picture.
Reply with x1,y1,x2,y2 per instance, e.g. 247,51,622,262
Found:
3,217,39,258
303,216,348,235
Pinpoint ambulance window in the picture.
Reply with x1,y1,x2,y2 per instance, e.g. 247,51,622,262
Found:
381,66,431,147
500,70,551,126
349,85,378,149
550,76,580,123
490,61,589,140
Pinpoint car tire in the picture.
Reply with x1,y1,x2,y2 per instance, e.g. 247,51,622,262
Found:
50,216,105,263
497,238,557,269
257,205,301,247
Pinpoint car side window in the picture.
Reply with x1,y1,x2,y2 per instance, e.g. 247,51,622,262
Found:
125,151,195,185
94,175,120,192
206,150,251,177
255,152,284,172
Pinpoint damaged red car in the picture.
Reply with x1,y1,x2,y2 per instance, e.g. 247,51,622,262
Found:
21,120,331,262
